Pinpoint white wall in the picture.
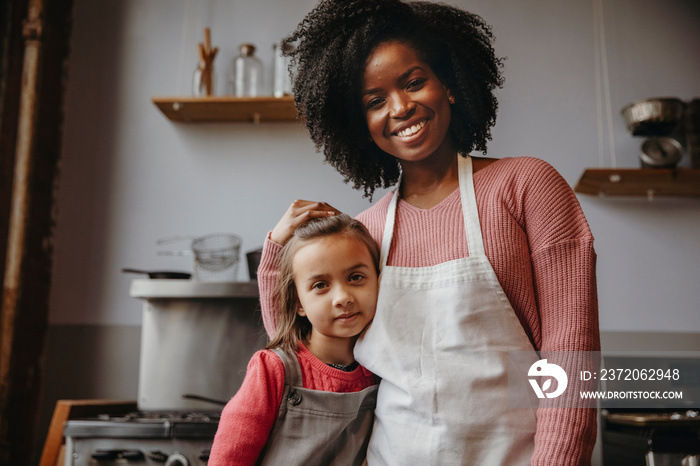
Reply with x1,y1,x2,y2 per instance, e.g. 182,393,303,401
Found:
50,0,700,331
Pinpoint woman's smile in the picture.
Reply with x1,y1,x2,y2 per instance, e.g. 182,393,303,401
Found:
394,119,427,138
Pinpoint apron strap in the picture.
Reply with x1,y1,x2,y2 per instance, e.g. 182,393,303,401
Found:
380,154,487,267
379,176,400,271
259,348,301,461
457,154,486,257
270,347,303,387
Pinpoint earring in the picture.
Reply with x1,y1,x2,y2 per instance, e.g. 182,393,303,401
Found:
448,96,456,104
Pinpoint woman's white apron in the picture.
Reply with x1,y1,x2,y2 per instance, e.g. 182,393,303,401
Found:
354,155,538,465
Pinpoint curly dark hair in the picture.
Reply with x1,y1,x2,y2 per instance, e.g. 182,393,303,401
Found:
283,0,504,199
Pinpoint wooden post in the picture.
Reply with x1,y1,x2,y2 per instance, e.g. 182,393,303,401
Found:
0,0,73,462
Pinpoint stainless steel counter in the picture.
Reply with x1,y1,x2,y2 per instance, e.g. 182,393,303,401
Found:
129,279,258,299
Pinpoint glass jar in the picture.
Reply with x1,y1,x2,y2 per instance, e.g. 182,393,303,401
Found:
272,42,294,98
229,43,263,97
192,64,215,97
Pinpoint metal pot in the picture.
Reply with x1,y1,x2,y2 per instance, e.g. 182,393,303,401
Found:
621,97,685,136
246,248,263,280
121,268,191,279
639,137,683,168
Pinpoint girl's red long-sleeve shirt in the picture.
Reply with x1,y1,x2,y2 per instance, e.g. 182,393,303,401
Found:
257,156,600,466
209,343,377,466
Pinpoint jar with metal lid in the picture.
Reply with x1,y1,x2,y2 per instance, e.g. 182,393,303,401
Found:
229,43,263,97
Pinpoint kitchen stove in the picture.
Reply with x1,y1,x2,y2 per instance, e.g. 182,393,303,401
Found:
600,353,700,465
59,280,265,465
63,410,220,466
601,408,700,465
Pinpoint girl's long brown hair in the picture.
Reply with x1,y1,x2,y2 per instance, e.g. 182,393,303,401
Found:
266,213,379,352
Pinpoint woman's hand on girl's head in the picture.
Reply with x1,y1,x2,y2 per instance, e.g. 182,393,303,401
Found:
269,200,340,246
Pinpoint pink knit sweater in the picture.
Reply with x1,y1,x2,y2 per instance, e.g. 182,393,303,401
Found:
209,343,377,465
258,156,600,465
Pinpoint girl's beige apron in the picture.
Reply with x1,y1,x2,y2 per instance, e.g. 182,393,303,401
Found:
258,348,378,465
355,155,538,465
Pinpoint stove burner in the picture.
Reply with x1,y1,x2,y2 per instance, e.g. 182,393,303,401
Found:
63,411,221,466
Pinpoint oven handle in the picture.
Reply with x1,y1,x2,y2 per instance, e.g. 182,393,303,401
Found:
92,450,145,462
182,393,228,406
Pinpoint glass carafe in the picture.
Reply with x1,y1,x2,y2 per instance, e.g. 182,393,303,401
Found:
229,43,263,97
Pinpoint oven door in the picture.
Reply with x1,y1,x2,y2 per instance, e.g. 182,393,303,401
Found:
63,417,217,466
602,410,700,465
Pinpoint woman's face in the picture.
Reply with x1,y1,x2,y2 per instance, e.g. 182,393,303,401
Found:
361,40,454,165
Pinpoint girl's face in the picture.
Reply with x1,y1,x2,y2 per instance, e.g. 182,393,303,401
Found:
361,40,455,165
293,234,378,347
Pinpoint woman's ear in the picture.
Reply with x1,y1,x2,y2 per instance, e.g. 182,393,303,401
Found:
445,87,456,104
296,302,306,317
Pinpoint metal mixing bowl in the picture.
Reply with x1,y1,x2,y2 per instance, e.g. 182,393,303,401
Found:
621,97,685,136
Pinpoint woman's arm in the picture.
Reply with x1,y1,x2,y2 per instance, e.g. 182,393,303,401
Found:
208,351,286,466
258,234,284,337
520,159,600,465
530,237,599,466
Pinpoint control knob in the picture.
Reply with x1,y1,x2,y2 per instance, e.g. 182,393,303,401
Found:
164,452,189,466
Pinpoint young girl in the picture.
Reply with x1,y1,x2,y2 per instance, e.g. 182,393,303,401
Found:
208,213,380,466
258,0,600,464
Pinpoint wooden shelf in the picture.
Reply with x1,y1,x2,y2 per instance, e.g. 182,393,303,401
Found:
574,168,700,198
152,95,299,123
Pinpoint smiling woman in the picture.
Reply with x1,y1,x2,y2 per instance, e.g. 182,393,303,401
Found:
281,0,502,200
257,0,600,464
361,41,458,209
